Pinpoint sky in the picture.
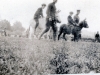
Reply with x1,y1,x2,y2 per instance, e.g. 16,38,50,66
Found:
0,0,100,33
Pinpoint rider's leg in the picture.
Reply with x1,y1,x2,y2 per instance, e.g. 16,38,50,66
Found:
39,18,51,40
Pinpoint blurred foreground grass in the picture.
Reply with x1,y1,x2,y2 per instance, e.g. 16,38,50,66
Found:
0,37,100,75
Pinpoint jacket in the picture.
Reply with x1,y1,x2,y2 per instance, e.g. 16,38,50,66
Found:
46,2,56,19
34,7,43,19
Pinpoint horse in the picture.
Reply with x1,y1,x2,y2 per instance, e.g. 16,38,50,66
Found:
58,19,89,42
28,10,61,40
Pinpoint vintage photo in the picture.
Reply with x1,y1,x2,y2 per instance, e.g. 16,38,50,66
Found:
0,0,100,75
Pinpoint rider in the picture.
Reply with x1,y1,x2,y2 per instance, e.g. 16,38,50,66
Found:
67,12,76,26
39,0,58,41
74,10,80,26
67,12,78,34
74,10,81,35
34,4,46,35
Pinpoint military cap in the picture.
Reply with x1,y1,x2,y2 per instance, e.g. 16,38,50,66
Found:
42,4,46,6
70,12,73,14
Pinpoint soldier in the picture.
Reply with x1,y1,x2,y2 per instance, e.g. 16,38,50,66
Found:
74,10,80,25
68,12,76,26
95,31,100,42
67,12,77,34
39,0,58,41
74,10,81,37
34,4,46,35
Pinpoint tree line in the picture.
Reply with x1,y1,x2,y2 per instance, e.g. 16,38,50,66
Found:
0,19,25,37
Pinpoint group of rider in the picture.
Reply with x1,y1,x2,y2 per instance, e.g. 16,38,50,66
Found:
33,0,81,41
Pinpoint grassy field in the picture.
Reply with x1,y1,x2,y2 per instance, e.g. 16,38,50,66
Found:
0,37,100,75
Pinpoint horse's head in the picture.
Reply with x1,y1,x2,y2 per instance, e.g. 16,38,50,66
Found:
55,10,61,23
79,19,89,28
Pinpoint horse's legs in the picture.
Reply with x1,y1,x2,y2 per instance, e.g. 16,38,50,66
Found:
73,34,76,42
58,32,62,40
78,34,81,41
76,36,79,42
77,34,80,42
58,27,63,40
74,33,79,42
63,33,67,41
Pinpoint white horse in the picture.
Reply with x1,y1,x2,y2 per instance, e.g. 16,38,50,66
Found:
28,10,61,40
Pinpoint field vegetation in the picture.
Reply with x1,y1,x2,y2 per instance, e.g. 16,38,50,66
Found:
0,37,100,75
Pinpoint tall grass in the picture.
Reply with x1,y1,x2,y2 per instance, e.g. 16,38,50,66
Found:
0,37,100,75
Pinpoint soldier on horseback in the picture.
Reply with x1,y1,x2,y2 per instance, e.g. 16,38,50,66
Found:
74,10,80,26
74,10,81,37
34,4,46,35
67,12,76,33
68,12,76,26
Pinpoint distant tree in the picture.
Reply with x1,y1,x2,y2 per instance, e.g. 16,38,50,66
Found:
12,21,25,36
0,19,11,31
0,19,11,36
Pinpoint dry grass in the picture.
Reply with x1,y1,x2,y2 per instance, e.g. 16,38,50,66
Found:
0,37,100,75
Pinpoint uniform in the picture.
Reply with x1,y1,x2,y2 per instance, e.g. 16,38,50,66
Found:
39,2,57,41
74,14,80,24
67,15,76,33
46,2,56,19
46,2,57,41
34,7,43,19
74,13,80,34
67,15,75,25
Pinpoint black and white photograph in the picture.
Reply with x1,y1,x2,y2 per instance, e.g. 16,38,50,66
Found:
0,0,100,75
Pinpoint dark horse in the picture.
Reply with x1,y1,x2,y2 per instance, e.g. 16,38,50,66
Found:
58,19,89,41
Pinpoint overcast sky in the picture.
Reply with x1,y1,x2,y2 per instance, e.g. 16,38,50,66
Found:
0,0,100,33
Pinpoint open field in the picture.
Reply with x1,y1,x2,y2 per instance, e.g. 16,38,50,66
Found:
0,37,100,75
